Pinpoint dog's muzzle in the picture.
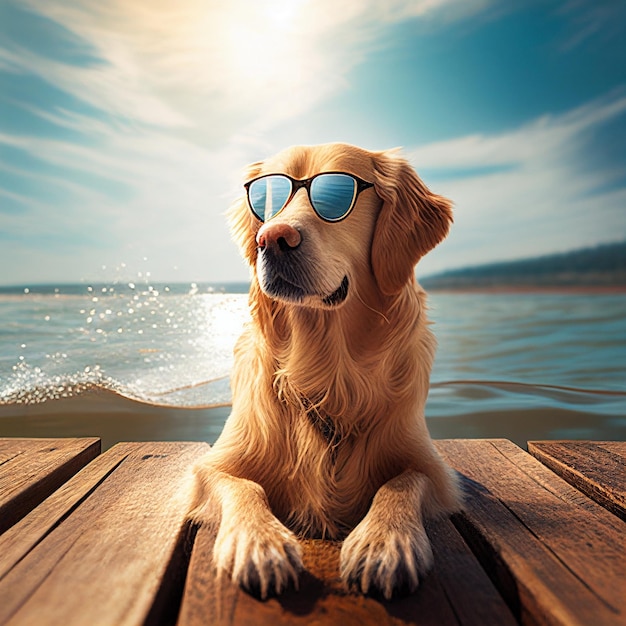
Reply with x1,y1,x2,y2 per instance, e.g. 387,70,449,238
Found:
256,227,349,307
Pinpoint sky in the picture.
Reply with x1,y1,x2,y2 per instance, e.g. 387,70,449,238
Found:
0,0,625,286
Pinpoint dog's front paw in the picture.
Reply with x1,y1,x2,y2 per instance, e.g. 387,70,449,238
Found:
340,517,433,600
213,514,303,599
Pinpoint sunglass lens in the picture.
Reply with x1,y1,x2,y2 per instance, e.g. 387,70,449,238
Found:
310,174,357,221
248,175,292,221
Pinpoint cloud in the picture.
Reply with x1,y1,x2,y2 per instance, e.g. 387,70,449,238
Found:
556,0,626,51
407,91,626,275
408,92,626,170
0,121,241,282
8,0,495,138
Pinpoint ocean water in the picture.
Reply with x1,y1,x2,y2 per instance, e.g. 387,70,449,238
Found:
1,283,625,449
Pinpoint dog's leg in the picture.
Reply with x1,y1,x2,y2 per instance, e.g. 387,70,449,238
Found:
340,470,434,599
193,469,303,599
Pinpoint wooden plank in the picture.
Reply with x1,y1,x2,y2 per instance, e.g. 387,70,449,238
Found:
436,439,625,626
0,441,210,626
0,444,130,580
0,437,101,534
180,509,516,625
426,519,517,626
528,441,626,521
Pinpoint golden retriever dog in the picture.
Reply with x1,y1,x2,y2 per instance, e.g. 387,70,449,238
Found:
191,142,462,600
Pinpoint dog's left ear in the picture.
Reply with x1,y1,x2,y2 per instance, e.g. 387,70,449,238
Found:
371,151,453,296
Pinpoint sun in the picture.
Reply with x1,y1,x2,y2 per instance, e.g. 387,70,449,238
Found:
189,0,314,103
224,2,308,90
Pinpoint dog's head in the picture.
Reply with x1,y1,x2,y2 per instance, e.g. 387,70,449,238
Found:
229,143,452,308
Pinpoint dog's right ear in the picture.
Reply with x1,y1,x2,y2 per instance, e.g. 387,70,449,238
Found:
228,161,264,266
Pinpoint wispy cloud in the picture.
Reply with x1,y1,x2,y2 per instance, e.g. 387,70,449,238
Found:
409,93,626,170
556,0,626,51
409,91,626,275
9,0,494,139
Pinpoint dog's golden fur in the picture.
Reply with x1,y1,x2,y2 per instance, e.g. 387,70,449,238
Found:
191,143,462,600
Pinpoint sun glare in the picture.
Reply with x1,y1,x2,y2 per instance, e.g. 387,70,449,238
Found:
190,0,314,103
263,0,303,28
225,5,301,86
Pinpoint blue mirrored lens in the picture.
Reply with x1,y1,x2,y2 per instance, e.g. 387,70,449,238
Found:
248,175,292,221
310,174,357,221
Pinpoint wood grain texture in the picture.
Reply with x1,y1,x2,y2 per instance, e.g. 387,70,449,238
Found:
179,512,516,625
426,518,518,626
0,437,101,534
0,441,209,626
0,444,130,580
528,441,626,521
435,439,625,626
1,437,623,626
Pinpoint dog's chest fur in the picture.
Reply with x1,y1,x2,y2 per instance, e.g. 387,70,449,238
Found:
268,411,371,539
259,398,407,540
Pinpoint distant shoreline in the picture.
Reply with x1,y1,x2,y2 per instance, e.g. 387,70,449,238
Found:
426,285,626,295
421,241,626,293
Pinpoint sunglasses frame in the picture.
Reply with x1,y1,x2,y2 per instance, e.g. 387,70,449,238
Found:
244,171,375,223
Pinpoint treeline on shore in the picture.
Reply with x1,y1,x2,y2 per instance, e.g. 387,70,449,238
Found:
422,241,626,290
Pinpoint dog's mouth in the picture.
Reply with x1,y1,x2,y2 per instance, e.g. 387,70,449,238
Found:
259,272,349,308
322,276,349,307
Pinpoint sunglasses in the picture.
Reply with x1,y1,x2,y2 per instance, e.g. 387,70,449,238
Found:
245,172,374,223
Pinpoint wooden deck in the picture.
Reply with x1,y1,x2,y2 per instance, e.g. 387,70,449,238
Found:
0,438,623,625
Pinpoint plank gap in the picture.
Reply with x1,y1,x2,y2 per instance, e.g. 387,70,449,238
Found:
144,518,199,626
450,479,523,623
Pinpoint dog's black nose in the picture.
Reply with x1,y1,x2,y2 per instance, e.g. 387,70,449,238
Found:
257,223,302,253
